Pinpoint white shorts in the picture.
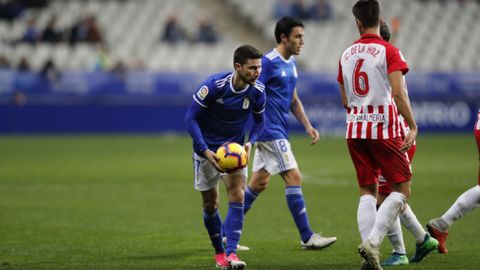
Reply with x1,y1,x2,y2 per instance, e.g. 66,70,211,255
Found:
192,153,248,191
252,139,298,175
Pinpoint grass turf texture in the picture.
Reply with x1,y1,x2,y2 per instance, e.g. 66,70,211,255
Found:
0,134,479,270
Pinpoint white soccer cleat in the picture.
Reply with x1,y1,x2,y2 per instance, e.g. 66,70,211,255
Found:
358,240,382,270
222,237,250,251
300,233,337,250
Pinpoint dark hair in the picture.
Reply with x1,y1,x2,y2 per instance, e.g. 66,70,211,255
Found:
274,16,304,44
379,21,390,42
233,45,263,65
352,0,380,29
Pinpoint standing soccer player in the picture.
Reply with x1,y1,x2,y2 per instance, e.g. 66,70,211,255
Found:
427,109,480,254
338,1,417,269
241,16,336,249
376,22,438,267
184,45,266,270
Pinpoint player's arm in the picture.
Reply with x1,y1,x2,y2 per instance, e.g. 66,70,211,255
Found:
389,70,417,153
247,90,266,155
184,86,224,172
246,111,264,157
290,88,319,145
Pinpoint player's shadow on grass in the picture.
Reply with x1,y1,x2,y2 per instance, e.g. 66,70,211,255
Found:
122,247,206,261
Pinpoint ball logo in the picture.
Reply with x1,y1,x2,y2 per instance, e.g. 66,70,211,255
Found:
242,97,250,109
197,86,209,100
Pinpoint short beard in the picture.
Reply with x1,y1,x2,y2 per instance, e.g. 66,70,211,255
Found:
237,72,254,86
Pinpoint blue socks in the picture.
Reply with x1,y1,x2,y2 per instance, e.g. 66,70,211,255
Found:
203,209,224,254
222,186,258,238
244,186,259,215
286,186,314,243
224,202,244,255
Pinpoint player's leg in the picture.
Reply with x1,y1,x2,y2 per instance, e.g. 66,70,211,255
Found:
221,145,270,251
245,142,274,214
347,139,384,269
428,127,480,254
246,169,270,214
359,138,414,269
201,187,229,269
279,167,336,249
222,170,247,269
428,185,480,248
377,190,409,266
400,203,436,263
193,154,228,268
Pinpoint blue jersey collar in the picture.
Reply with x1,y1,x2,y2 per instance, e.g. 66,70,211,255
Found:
274,48,293,63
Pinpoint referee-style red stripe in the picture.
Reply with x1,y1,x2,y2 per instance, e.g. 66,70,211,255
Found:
377,105,384,139
366,105,373,139
348,107,356,139
356,106,363,139
388,105,393,139
392,104,400,138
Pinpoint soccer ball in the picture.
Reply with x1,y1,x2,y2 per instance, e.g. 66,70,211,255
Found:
216,142,248,173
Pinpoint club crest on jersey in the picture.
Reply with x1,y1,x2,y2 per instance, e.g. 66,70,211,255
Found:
242,97,250,109
197,86,209,100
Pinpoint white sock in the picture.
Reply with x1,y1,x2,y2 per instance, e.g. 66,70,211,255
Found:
441,185,480,227
399,204,426,244
357,195,377,242
368,192,406,247
387,217,406,254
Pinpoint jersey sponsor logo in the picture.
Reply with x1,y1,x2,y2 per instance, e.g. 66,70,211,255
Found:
197,86,209,100
347,113,385,123
242,97,250,109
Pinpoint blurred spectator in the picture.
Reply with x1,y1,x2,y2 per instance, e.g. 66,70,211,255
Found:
196,17,219,44
0,0,25,22
112,59,127,78
85,15,103,43
69,17,87,45
0,54,11,69
69,15,103,45
273,0,292,20
389,16,400,45
40,58,61,82
290,0,309,20
308,0,333,22
21,17,39,44
161,14,186,44
94,45,112,71
17,56,30,71
41,15,61,43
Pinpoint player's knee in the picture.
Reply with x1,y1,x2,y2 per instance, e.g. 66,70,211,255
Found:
251,180,267,193
227,188,244,203
203,201,219,212
282,169,302,186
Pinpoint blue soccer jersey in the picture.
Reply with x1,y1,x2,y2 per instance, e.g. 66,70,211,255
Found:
184,72,266,157
257,49,298,141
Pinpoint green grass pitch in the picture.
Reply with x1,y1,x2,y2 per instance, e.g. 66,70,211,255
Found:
0,134,479,269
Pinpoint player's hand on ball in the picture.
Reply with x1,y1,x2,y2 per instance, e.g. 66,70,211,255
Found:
244,142,252,158
306,127,320,145
401,126,417,153
204,149,225,173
